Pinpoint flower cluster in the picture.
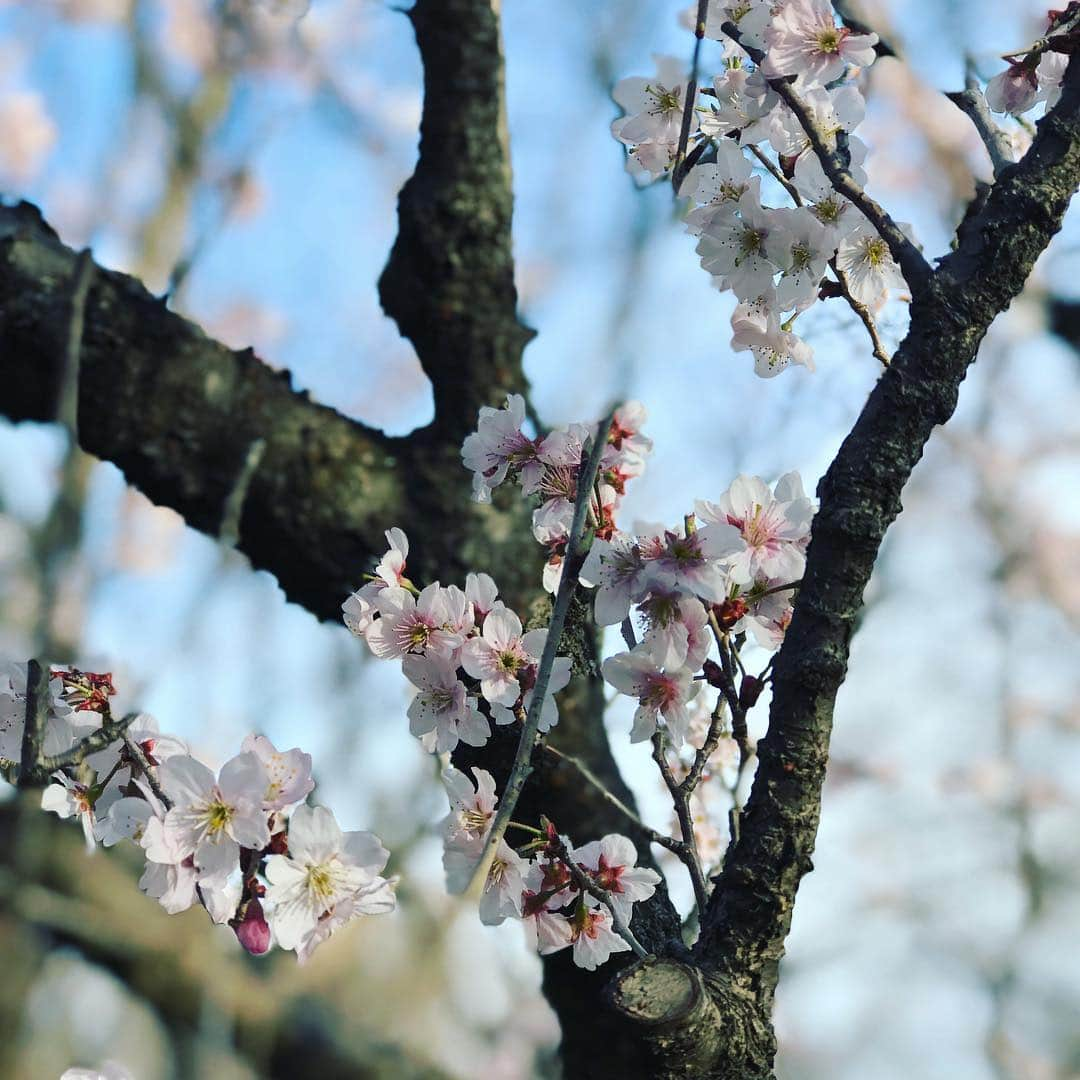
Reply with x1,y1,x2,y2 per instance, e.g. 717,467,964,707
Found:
4,664,395,962
461,395,652,591
593,472,814,746
611,2,915,377
342,527,573,752
441,766,660,971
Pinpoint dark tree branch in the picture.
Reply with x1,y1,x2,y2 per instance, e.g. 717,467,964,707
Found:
690,53,1080,1068
378,0,534,443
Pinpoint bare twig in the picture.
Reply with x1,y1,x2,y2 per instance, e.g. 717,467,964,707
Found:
466,408,618,892
829,258,893,365
651,731,710,916
673,0,711,189
946,63,1015,179
35,712,138,777
121,730,172,809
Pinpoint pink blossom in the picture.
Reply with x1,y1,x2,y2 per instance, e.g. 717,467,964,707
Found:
442,767,499,892
479,840,528,925
149,752,270,885
641,523,742,603
465,571,500,621
570,902,632,971
763,0,878,88
602,646,700,746
572,833,661,924
580,534,652,626
695,472,813,586
41,775,97,852
985,63,1039,116
698,67,778,147
461,393,537,502
697,191,784,301
834,218,907,311
611,54,693,149
241,733,314,811
639,592,711,671
730,301,815,378
265,804,390,954
341,528,410,635
365,583,465,660
402,653,490,753
460,603,547,706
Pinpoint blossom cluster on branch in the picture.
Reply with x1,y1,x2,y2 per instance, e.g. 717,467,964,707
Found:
611,0,909,377
442,766,659,971
338,396,814,965
4,663,396,962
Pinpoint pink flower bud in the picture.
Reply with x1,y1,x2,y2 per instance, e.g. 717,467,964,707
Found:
233,898,271,956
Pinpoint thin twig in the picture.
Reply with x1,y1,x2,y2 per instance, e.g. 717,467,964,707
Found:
829,258,892,366
620,616,638,650
122,730,172,809
721,20,931,294
672,0,711,189
651,731,710,916
946,62,1015,179
541,744,684,855
35,712,138,777
466,408,618,892
746,142,803,205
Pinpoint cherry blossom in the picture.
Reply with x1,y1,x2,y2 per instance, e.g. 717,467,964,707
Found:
985,63,1040,116
639,592,711,671
149,752,270,885
696,472,814,585
681,0,774,52
763,0,878,88
698,66,777,147
697,191,785,301
602,646,700,746
365,583,466,660
572,833,661,924
478,840,528,925
460,603,549,706
402,652,490,753
441,766,499,892
580,534,652,626
570,902,632,971
611,54,697,180
465,571,499,621
265,804,393,955
681,145,761,236
41,775,98,852
771,206,831,311
342,527,411,635
834,218,908,311
241,734,314,811
641,522,742,603
461,393,537,502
